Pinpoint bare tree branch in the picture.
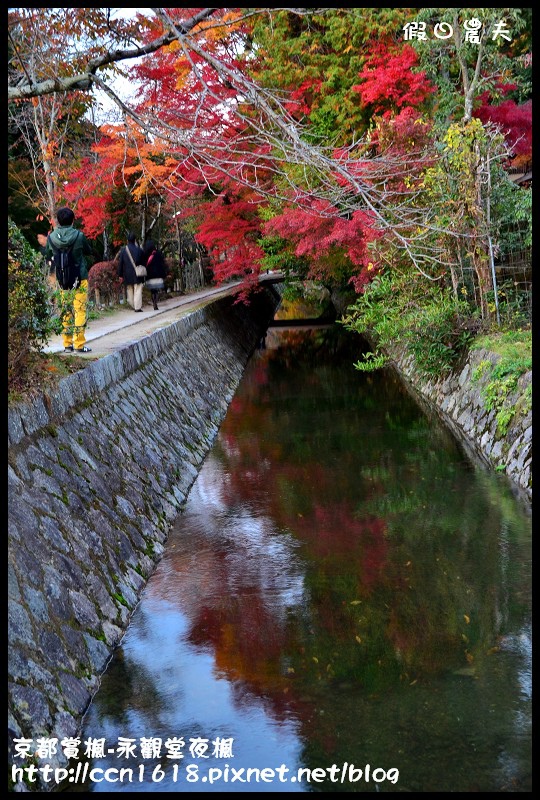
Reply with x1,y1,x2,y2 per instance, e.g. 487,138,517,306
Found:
8,7,493,280
8,8,219,100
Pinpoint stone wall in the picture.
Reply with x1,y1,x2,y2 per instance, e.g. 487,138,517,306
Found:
8,289,281,791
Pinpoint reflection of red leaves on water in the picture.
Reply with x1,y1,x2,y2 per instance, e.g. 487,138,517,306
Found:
188,594,284,676
228,396,245,416
159,502,389,738
295,505,388,592
185,602,335,739
251,359,270,387
186,591,308,721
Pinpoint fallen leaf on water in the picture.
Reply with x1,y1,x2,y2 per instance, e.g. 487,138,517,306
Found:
464,614,470,624
487,646,500,656
409,679,417,686
465,652,474,663
350,600,361,605
312,657,318,664
355,636,362,644
453,666,476,677
287,667,295,674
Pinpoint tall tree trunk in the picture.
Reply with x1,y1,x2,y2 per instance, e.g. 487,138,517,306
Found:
172,203,185,293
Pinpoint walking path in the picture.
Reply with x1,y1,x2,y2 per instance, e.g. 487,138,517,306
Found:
45,277,281,357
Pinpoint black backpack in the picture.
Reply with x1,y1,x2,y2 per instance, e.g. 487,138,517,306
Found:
49,231,81,290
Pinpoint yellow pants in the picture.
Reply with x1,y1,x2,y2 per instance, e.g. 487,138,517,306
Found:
62,280,89,350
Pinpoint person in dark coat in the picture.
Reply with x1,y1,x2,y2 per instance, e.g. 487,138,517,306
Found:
118,232,146,312
38,206,95,352
143,239,168,310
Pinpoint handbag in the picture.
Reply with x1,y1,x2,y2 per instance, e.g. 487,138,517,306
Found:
125,245,147,279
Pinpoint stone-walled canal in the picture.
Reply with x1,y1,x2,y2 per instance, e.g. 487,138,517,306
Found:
8,282,531,792
8,289,281,789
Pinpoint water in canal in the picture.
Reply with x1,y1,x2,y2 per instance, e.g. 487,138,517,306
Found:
74,324,532,793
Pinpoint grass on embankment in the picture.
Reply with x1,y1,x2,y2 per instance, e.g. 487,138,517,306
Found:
470,328,532,436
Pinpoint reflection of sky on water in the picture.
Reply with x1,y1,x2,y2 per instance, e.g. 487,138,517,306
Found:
500,623,532,700
127,602,303,743
84,454,308,792
169,458,307,613
86,599,305,793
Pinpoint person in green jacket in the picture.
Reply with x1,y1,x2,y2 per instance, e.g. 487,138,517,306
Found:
38,207,95,353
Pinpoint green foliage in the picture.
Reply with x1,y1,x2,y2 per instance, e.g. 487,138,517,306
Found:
342,268,477,377
405,295,477,376
471,328,531,361
485,279,531,330
258,234,309,279
512,188,532,249
278,283,331,319
411,8,531,130
281,282,305,303
249,8,417,145
423,119,506,231
491,176,531,243
419,119,525,322
496,186,532,252
8,219,62,392
353,351,388,371
470,330,531,435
